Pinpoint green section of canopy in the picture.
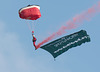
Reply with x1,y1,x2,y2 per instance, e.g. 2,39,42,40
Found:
40,30,91,58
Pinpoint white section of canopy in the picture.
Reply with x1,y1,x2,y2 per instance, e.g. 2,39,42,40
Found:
19,5,40,13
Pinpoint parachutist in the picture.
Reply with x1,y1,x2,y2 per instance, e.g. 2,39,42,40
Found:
19,5,41,50
32,31,37,49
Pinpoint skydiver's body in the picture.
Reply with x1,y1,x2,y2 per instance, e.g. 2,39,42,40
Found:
32,31,37,49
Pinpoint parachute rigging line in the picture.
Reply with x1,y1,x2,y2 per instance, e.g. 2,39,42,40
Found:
26,20,32,32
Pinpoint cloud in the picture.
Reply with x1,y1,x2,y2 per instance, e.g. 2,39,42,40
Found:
0,21,38,72
0,21,72,72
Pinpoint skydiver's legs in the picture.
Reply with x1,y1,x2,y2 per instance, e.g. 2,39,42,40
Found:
33,42,37,49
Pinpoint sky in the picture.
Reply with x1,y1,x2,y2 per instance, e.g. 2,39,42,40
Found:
0,0,100,72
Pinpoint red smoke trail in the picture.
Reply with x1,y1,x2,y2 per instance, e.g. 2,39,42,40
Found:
36,2,100,49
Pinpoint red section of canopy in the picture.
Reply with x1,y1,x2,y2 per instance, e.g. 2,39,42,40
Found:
19,7,41,20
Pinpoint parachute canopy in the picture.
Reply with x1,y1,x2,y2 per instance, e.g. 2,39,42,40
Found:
19,5,41,20
40,30,91,58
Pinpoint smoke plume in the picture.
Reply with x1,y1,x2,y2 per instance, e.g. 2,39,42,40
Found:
36,2,100,49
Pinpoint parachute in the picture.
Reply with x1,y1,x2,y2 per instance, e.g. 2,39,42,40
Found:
19,5,41,20
40,30,91,58
19,5,41,49
19,5,41,31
